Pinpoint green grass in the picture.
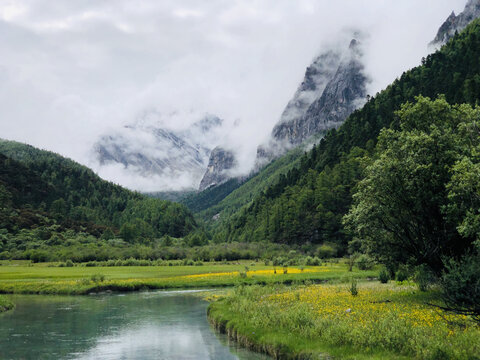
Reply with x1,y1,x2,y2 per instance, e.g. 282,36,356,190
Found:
0,295,14,313
0,261,377,295
208,283,480,359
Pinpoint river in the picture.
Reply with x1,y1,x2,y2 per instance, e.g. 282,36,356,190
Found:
0,290,269,360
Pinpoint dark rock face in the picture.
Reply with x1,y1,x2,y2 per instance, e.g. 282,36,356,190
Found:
256,38,367,167
94,114,223,188
431,0,480,46
199,147,237,190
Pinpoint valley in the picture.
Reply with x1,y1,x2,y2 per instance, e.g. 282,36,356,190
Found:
1,1,480,359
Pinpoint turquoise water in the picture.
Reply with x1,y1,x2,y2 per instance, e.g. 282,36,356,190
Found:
0,290,269,360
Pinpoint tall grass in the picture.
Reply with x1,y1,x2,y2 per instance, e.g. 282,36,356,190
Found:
208,283,480,359
0,295,14,312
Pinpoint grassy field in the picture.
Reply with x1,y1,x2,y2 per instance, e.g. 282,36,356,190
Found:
208,282,480,360
0,261,377,295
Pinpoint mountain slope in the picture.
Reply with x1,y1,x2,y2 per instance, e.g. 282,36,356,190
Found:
185,147,304,223
218,19,480,251
0,139,196,240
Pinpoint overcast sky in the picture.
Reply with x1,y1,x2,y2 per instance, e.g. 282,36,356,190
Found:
0,0,467,190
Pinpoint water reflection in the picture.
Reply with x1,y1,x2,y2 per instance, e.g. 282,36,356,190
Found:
0,290,269,360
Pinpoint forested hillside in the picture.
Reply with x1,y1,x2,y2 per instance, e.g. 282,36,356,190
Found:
219,19,480,256
0,139,196,261
182,147,303,221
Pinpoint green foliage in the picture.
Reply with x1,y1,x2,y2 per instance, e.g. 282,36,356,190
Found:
90,273,105,283
414,265,435,292
0,295,14,313
379,268,390,284
213,19,480,259
0,139,197,258
396,265,410,282
356,254,374,270
194,147,303,223
345,97,480,273
441,252,480,322
349,279,358,296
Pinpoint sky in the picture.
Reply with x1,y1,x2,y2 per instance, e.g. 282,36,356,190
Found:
0,0,468,191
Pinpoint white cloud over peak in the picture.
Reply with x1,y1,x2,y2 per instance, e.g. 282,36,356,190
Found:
0,0,467,191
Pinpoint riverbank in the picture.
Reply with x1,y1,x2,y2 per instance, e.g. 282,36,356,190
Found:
0,295,14,313
0,262,376,295
207,282,480,360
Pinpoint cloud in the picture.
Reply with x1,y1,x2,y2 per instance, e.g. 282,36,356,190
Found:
0,0,468,191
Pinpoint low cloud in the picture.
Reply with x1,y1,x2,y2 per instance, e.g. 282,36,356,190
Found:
0,0,467,191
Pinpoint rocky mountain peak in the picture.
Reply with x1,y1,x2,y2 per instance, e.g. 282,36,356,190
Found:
198,147,237,191
431,0,480,47
255,37,368,168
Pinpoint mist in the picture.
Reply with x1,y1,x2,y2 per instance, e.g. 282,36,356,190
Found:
0,0,467,191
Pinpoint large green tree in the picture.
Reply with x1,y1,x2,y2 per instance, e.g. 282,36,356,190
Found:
344,96,480,272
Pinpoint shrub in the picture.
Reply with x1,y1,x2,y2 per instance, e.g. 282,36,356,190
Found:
414,264,435,292
350,279,358,296
441,255,480,322
316,244,337,259
272,257,285,266
396,265,410,282
379,268,390,283
90,274,105,283
356,254,374,270
304,256,314,266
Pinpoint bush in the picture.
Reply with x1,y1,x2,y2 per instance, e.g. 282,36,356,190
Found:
350,279,358,296
414,264,435,292
441,255,480,322
356,254,374,270
396,265,410,282
316,244,337,259
65,259,74,267
90,274,105,283
379,268,390,283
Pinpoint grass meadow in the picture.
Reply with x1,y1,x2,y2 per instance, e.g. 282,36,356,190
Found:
0,260,377,295
208,282,480,359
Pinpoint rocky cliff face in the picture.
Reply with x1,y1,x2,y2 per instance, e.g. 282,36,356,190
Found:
256,38,367,167
198,147,237,190
431,0,480,47
94,114,223,190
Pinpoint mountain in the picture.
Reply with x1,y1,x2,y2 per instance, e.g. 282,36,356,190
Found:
196,37,368,191
186,147,304,221
256,38,368,167
214,18,480,251
0,139,196,246
94,113,224,191
198,147,238,191
431,0,480,46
